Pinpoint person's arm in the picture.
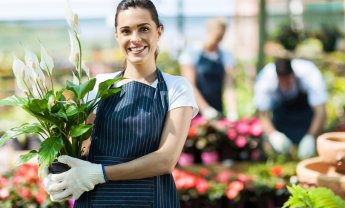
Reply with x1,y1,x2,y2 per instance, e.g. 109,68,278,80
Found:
104,106,193,180
180,64,209,112
307,103,326,137
224,67,237,120
258,110,276,135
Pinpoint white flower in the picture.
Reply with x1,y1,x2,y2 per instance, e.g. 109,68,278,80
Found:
64,0,78,32
72,71,79,85
68,31,80,66
40,45,54,75
25,48,46,86
82,61,90,78
12,55,29,92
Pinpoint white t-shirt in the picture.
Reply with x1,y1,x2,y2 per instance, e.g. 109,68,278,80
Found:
178,47,236,69
254,59,327,111
88,71,199,118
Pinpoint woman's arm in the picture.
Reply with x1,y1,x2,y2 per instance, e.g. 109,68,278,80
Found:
104,106,193,180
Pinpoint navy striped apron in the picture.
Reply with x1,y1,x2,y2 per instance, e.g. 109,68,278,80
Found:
195,50,225,113
75,70,180,208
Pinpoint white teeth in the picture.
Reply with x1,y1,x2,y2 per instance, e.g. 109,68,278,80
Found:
131,46,145,52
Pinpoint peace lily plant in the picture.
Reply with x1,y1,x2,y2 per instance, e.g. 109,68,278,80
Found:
0,1,121,173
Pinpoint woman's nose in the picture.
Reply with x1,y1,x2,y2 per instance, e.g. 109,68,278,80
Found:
130,32,141,44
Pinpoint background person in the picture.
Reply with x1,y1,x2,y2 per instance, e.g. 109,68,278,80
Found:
43,0,198,207
254,57,327,159
179,17,237,121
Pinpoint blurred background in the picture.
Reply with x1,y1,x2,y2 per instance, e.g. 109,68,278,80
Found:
0,0,344,207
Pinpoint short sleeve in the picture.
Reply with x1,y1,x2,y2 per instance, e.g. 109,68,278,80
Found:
221,50,236,69
164,73,199,118
292,60,328,106
253,63,278,111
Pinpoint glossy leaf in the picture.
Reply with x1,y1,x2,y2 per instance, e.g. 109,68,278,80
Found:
0,95,27,107
70,124,92,137
0,123,44,147
16,150,38,166
38,136,64,167
67,78,96,100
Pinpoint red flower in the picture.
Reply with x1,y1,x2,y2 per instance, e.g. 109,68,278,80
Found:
270,166,283,177
199,168,209,177
275,181,285,190
216,170,233,184
226,181,244,199
20,187,31,199
35,188,47,204
188,127,197,138
196,177,208,194
226,189,239,199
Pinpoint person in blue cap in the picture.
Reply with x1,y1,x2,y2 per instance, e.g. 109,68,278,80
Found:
254,57,327,159
43,0,198,207
179,17,237,121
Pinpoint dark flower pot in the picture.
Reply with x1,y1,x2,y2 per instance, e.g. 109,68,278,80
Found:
48,160,70,174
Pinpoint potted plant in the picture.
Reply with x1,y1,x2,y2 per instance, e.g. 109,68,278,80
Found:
0,1,121,174
271,21,303,52
316,24,343,53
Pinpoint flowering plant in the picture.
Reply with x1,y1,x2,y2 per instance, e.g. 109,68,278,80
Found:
0,164,70,207
0,1,121,172
178,116,265,166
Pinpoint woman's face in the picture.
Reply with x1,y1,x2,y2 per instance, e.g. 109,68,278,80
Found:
115,8,162,66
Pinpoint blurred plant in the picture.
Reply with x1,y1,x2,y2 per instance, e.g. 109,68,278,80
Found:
316,24,343,53
283,184,345,208
0,164,70,208
0,0,121,172
271,21,304,51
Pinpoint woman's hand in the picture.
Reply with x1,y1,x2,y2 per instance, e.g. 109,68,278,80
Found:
43,155,106,201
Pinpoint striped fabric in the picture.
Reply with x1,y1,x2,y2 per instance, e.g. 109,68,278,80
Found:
75,70,180,208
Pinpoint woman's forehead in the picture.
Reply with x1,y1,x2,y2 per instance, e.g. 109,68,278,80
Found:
117,8,154,28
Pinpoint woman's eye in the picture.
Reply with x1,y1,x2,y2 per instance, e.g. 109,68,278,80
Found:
140,27,149,32
121,30,130,35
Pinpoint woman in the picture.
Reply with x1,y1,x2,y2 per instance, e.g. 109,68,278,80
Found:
43,0,198,207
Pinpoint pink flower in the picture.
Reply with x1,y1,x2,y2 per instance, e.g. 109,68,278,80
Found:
178,152,195,167
228,181,244,192
196,178,208,194
250,122,263,137
251,150,261,161
191,115,207,126
218,118,235,128
201,150,219,165
227,129,237,140
235,136,247,148
236,120,250,135
216,170,233,184
69,199,75,208
0,188,9,199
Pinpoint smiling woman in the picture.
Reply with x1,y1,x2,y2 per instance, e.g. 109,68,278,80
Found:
43,0,199,207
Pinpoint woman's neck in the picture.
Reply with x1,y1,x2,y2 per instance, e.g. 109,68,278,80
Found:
124,62,157,85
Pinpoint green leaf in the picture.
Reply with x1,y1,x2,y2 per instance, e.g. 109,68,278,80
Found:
0,123,44,147
70,124,93,137
66,105,79,116
38,136,64,167
97,77,123,100
28,98,49,113
16,150,38,166
0,95,27,107
67,78,96,100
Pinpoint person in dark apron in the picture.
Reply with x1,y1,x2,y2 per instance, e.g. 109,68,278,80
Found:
43,1,197,207
179,17,237,121
255,57,327,159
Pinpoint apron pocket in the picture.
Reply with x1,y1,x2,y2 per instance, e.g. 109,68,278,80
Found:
91,156,154,207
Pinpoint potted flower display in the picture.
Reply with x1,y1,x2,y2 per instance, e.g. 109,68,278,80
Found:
0,0,121,173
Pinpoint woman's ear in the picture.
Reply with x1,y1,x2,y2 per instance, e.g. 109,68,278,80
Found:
115,32,118,41
157,25,163,40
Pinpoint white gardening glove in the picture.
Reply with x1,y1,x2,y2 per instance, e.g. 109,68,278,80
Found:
202,106,219,120
44,155,106,201
268,131,292,155
297,134,316,160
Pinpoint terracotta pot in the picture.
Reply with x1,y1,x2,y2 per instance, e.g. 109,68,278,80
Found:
317,132,345,165
296,157,345,199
